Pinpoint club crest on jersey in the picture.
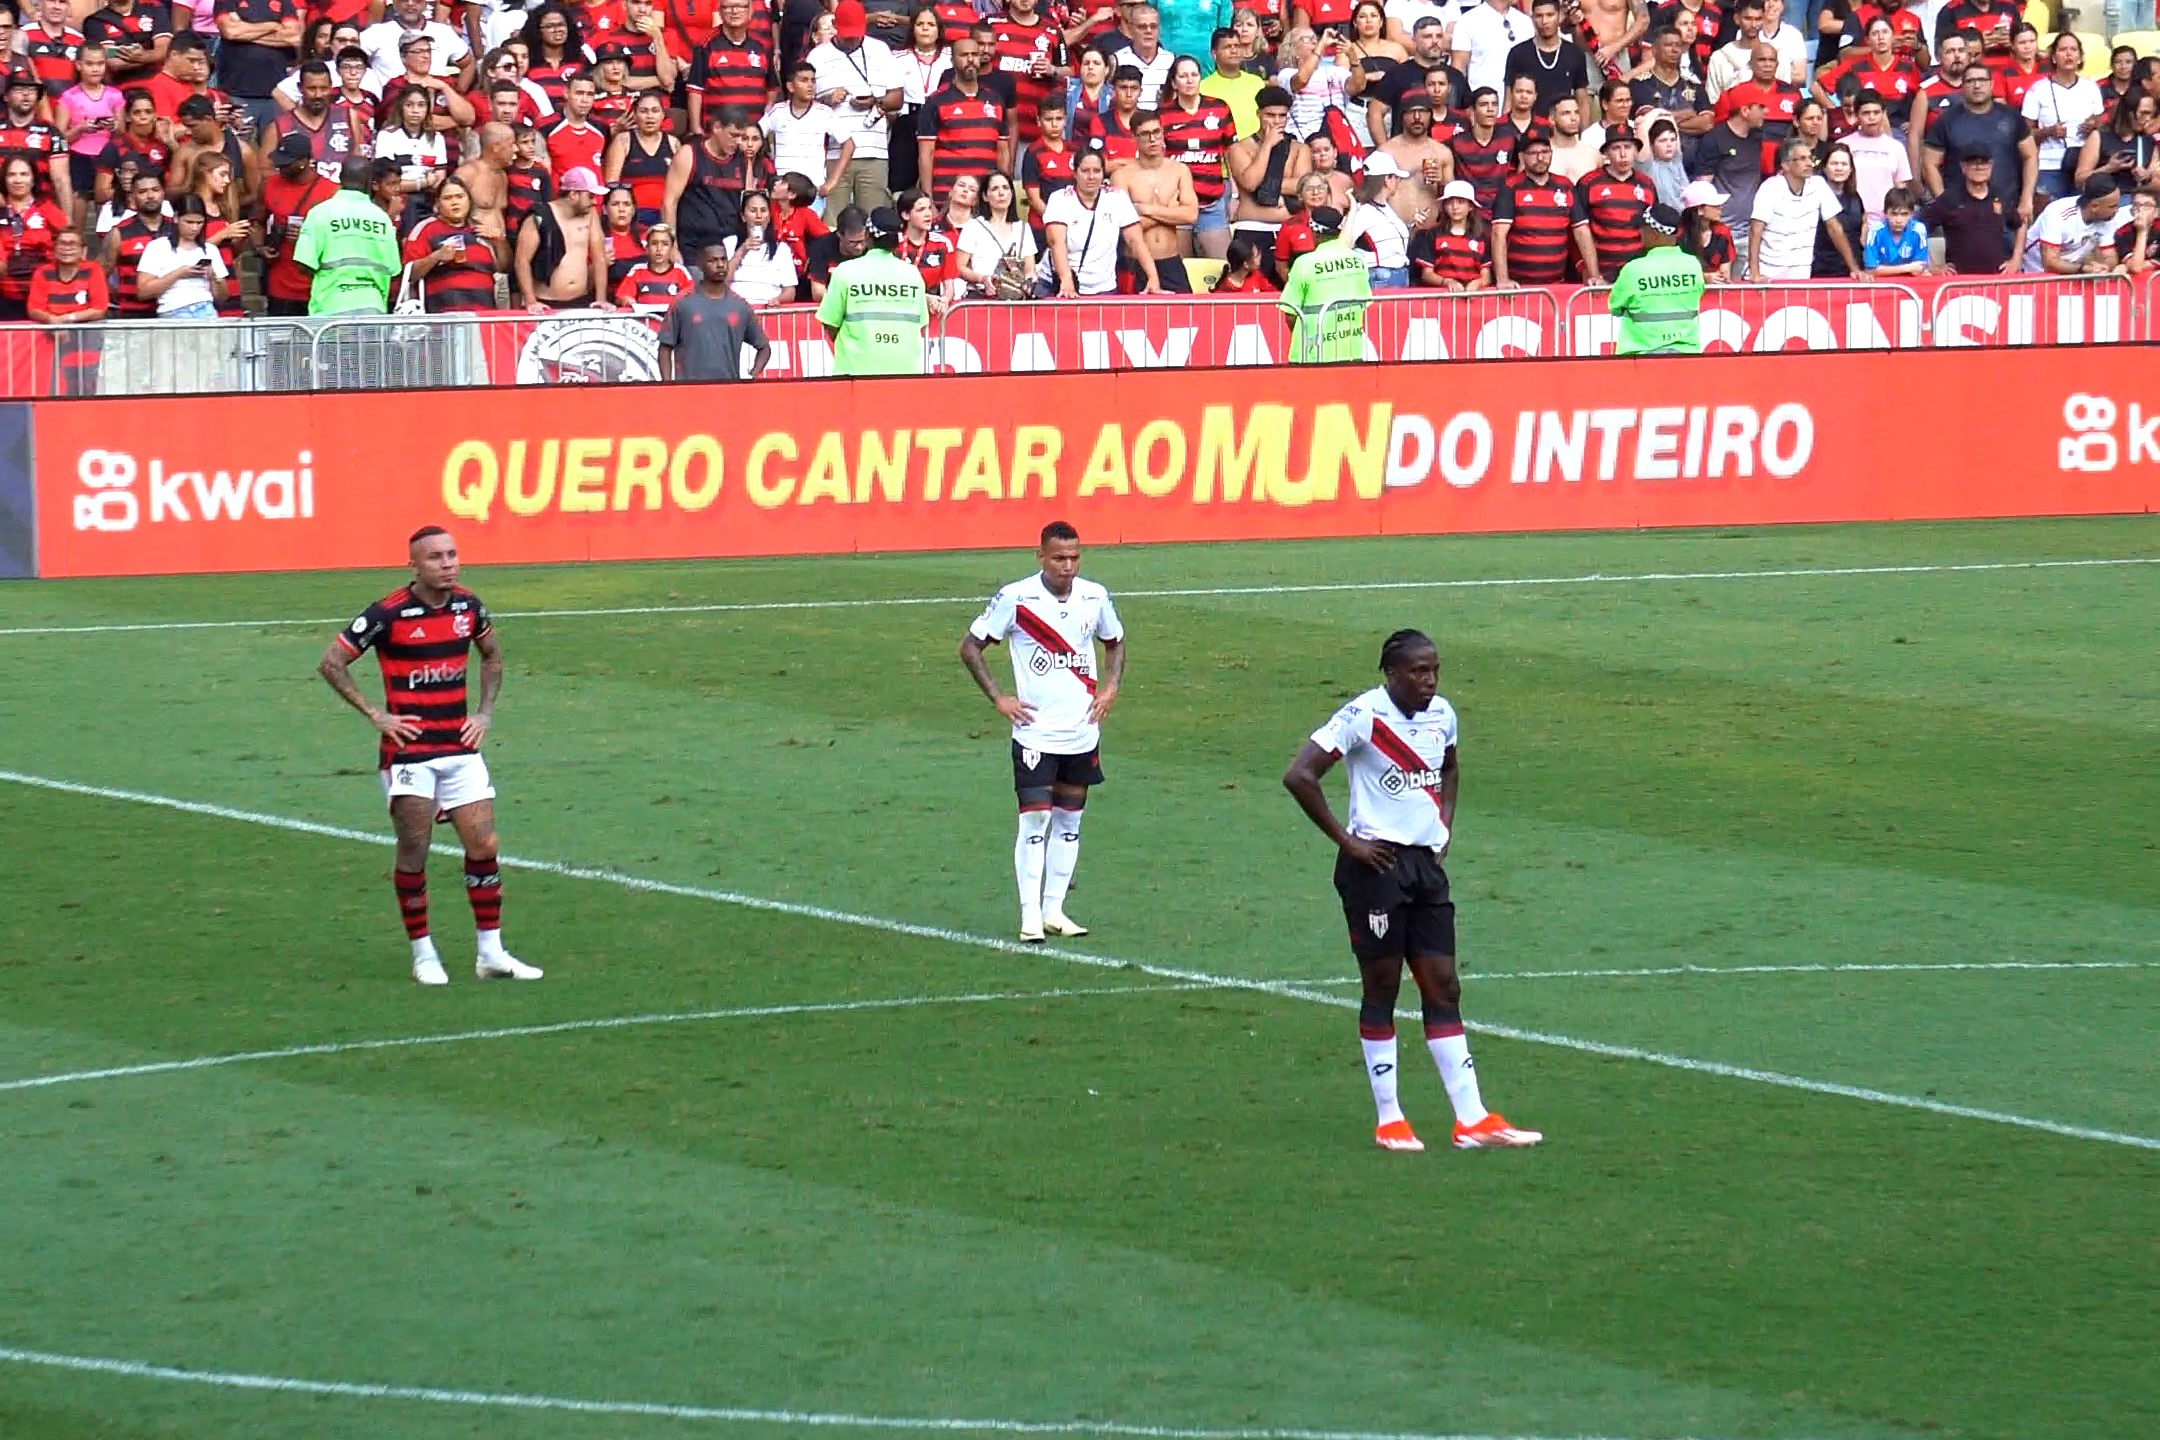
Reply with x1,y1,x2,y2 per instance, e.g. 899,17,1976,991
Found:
1367,911,1389,938
1380,765,1447,796
453,612,472,638
1021,748,1040,769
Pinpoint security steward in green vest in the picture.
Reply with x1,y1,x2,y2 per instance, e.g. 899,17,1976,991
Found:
1277,206,1372,365
818,205,931,377
1607,203,1705,356
292,160,401,317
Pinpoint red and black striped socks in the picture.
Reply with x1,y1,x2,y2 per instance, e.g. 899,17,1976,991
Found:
464,854,503,933
394,867,429,941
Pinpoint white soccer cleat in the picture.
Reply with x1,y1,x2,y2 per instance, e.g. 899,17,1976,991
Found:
1041,909,1089,937
412,956,450,986
476,951,544,981
1019,908,1045,943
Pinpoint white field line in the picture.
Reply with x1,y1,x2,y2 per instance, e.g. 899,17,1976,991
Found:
0,1345,1657,1440
1306,959,2159,983
2,555,2157,638
0,983,1212,1096
2,768,2154,1153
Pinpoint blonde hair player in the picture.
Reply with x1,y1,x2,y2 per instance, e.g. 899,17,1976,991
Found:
317,526,542,986
957,521,1127,943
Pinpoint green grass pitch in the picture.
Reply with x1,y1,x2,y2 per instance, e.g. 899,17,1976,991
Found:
0,518,2154,1440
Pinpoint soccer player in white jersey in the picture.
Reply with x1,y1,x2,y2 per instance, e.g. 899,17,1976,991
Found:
958,521,1126,942
1283,628,1540,1152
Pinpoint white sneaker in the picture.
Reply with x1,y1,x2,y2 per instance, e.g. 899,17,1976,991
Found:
1041,908,1089,937
1019,908,1045,943
476,950,544,980
412,955,449,986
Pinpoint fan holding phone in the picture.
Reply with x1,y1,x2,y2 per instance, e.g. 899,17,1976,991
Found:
133,196,231,318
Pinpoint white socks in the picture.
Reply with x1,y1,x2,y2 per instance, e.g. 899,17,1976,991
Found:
1015,808,1052,916
411,937,439,964
1361,1033,1405,1126
1427,1030,1488,1126
475,927,506,960
1042,807,1084,912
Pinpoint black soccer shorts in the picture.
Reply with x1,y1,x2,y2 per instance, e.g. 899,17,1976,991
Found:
1334,844,1455,963
1012,740,1106,792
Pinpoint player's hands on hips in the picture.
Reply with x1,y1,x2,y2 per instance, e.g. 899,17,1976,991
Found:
1341,835,1395,872
460,712,493,747
1085,681,1118,724
994,695,1037,724
373,711,425,745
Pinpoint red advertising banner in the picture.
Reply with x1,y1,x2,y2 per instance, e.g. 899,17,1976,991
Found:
32,345,2160,578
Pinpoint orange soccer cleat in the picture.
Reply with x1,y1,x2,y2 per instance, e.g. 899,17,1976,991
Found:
1374,1118,1425,1152
1452,1113,1544,1149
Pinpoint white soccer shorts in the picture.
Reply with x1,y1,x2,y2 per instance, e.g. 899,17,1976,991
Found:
380,753,495,816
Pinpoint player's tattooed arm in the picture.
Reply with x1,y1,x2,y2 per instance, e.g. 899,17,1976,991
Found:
463,627,504,747
318,642,423,745
958,631,1037,725
1087,637,1124,724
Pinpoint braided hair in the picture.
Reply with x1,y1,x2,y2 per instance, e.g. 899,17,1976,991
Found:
1378,628,1434,673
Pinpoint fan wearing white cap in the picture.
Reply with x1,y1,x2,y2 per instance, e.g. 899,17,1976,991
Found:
1409,179,1494,290
1675,176,1737,279
1342,151,1417,289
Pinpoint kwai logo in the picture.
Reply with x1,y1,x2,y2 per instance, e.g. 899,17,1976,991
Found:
71,448,316,532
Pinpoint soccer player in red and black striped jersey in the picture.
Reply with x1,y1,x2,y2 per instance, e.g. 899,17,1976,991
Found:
318,526,541,987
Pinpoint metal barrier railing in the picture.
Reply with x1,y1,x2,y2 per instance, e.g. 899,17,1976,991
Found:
1929,273,2142,347
1564,281,1929,355
0,272,2152,395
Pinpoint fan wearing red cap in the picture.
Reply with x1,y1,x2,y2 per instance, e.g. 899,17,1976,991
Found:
808,0,904,214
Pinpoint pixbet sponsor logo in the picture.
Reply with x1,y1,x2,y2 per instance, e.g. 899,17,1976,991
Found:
2057,394,2160,474
71,448,316,533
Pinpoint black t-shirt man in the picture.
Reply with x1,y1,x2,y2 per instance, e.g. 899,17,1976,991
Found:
1923,155,2019,271
1504,34,1589,115
1925,98,2029,195
214,0,301,100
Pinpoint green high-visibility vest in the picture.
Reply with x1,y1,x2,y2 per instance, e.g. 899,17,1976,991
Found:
1278,237,1372,365
292,189,400,317
1608,245,1705,356
816,249,930,376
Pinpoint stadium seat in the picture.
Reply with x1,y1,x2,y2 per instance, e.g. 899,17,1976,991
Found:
1184,258,1229,291
2075,30,2110,73
2023,0,2052,30
2106,28,2160,60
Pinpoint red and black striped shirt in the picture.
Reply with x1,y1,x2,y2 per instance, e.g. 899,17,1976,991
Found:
589,87,635,130
20,24,83,97
1834,52,1923,104
527,57,589,109
109,213,167,316
1447,126,1516,212
0,123,64,203
1571,168,1655,277
614,258,692,315
507,164,553,235
931,0,975,41
918,83,1007,198
1409,226,1488,285
401,218,496,311
988,14,1059,145
336,585,493,769
692,31,771,113
1490,172,1574,283
1157,96,1233,207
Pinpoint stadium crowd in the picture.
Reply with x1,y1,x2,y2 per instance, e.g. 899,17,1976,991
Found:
0,0,2151,325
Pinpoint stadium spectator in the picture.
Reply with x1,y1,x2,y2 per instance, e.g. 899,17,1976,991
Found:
1342,149,1411,285
2023,33,2103,204
135,193,230,316
1696,86,1763,229
809,0,904,214
1450,0,1532,100
1749,135,1858,278
1925,147,2023,271
1677,174,1734,276
1544,94,1596,180
1843,90,1910,219
722,187,802,301
401,173,501,310
102,166,167,314
19,0,87,105
1572,126,1655,281
607,92,682,223
375,82,449,229
1040,145,1157,293
614,219,692,310
1639,114,1688,208
1112,4,1174,105
1490,130,1572,286
82,0,174,88
2023,172,2124,272
362,0,471,87
1922,59,2036,218
516,162,610,306
1226,85,1309,270
1210,229,1275,289
952,168,1034,294
599,182,647,287
1408,177,1489,287
1578,76,1632,152
1109,108,1195,288
0,154,68,319
2099,44,2138,108
1201,26,1264,136
252,128,331,312
1504,0,1590,118
1810,141,1864,275
2115,184,2158,272
1703,0,1764,100
215,0,301,137
1861,182,1928,272
2075,91,2157,190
